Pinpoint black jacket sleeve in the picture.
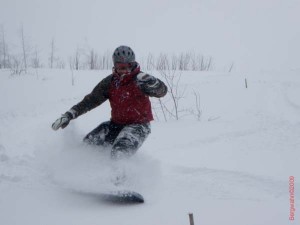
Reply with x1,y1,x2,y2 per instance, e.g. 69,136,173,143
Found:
70,75,112,118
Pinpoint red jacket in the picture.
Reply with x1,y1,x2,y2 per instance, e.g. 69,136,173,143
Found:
70,64,167,125
109,67,153,124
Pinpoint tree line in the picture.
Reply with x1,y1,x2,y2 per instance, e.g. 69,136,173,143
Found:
0,25,218,75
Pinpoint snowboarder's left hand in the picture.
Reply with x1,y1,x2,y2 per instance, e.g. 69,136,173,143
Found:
52,112,74,130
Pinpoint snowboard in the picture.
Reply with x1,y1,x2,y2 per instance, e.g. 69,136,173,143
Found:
99,190,144,204
71,189,144,204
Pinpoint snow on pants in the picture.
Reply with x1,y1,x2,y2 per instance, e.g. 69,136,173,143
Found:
83,121,151,158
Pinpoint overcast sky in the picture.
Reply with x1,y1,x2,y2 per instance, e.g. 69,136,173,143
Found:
1,0,299,72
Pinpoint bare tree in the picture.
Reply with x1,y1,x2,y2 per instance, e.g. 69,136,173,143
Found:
10,55,25,75
158,98,168,122
88,49,98,70
146,53,154,70
156,53,170,70
49,38,57,69
56,59,65,69
190,52,197,71
206,56,213,71
171,54,178,70
178,52,190,71
159,69,185,120
74,48,81,70
31,46,41,79
228,62,234,72
192,90,202,121
197,55,213,71
20,24,30,72
0,32,3,69
0,25,9,69
98,54,104,70
97,50,112,70
104,50,112,69
69,56,76,85
32,46,41,68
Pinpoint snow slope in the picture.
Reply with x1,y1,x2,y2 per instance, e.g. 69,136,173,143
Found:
0,68,299,225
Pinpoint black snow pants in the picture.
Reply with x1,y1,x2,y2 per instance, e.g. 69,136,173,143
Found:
83,121,151,158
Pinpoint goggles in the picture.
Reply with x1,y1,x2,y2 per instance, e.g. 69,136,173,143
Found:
115,63,133,72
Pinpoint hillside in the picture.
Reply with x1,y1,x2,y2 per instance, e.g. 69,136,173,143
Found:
0,69,299,225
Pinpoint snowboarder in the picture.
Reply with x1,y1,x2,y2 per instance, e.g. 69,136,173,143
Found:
52,46,167,159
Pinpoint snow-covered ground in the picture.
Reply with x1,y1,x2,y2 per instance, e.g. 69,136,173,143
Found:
0,68,299,225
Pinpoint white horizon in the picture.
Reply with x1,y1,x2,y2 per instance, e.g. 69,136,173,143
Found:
1,0,300,72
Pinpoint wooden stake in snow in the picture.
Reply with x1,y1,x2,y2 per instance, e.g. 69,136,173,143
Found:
245,78,248,88
188,213,195,225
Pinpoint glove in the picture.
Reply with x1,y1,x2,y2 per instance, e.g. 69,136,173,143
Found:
52,111,74,131
137,73,157,85
137,73,159,93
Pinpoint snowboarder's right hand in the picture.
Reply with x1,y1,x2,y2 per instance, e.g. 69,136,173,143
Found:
52,112,74,130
